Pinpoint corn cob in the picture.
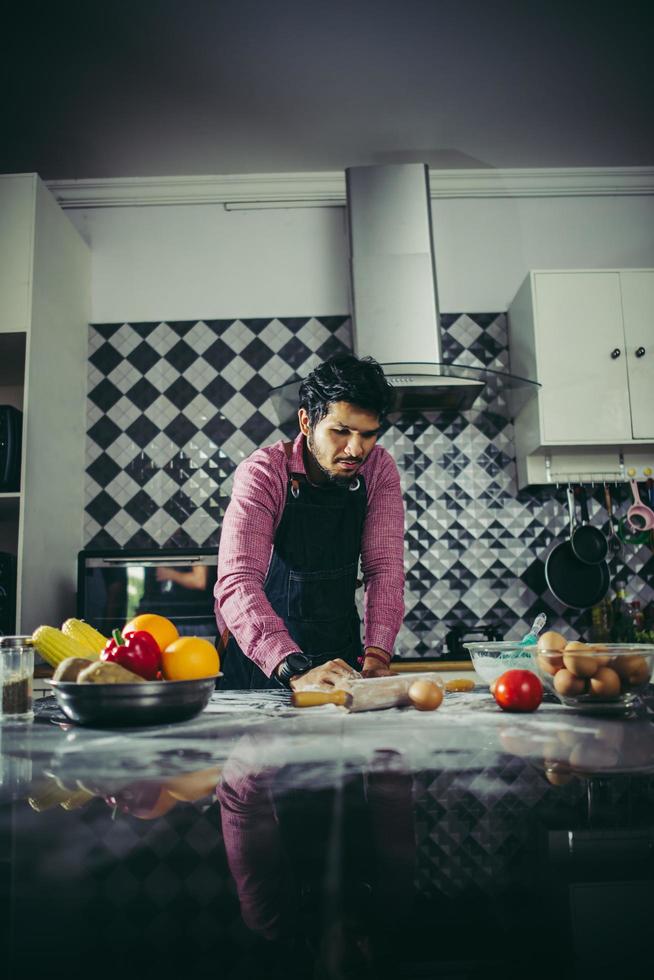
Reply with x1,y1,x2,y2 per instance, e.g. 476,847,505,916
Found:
28,779,74,812
61,617,106,656
32,625,93,668
60,788,96,811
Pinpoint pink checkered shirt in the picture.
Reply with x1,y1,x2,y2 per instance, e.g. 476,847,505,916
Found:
214,432,405,677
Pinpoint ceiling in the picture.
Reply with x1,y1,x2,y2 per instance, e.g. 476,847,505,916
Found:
4,0,653,181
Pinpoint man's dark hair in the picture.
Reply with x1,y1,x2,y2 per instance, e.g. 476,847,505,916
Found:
298,354,394,426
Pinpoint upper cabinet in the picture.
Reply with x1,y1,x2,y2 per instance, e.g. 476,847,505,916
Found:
508,270,654,486
620,271,654,440
0,175,36,334
0,174,91,634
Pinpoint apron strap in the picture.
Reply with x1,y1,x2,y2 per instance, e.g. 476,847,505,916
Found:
216,626,231,657
283,440,303,498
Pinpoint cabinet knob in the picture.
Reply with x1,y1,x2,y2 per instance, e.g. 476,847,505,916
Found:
610,348,621,359
635,346,646,358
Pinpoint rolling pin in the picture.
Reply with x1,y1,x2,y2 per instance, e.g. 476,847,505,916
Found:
292,673,445,712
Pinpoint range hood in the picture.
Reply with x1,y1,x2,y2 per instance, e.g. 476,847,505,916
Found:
271,163,538,423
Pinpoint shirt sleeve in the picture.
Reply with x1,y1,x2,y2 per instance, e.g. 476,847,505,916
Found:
361,449,406,654
215,450,300,677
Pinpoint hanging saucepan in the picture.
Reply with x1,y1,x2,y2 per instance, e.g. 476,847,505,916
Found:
570,485,608,564
545,487,610,609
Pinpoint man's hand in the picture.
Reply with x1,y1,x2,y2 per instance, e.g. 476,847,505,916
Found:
290,658,360,692
361,646,393,678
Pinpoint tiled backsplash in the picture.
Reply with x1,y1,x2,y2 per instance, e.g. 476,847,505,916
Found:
85,315,654,655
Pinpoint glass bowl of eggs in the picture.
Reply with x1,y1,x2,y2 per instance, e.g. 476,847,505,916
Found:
464,641,538,685
531,630,654,714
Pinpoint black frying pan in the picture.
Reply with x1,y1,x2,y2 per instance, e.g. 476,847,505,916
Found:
571,486,609,564
545,487,610,609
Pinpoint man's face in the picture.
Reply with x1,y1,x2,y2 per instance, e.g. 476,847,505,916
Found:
300,401,382,485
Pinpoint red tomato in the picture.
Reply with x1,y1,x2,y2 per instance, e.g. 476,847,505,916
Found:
493,669,543,713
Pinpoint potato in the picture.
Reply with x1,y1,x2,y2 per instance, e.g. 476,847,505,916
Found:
77,661,146,684
52,656,95,682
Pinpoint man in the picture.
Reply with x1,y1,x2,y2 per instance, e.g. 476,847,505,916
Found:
215,353,405,691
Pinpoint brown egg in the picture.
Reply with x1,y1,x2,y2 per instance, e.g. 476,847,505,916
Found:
589,666,622,699
544,762,574,786
537,630,567,653
408,679,444,711
541,738,565,760
587,644,611,665
537,652,563,675
570,738,620,772
569,740,620,770
498,731,531,757
562,650,598,678
613,655,651,687
553,669,587,697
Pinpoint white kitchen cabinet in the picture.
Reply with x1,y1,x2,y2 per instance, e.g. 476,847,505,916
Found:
0,174,90,634
508,269,654,486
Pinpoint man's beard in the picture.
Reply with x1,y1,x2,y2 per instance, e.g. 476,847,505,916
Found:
306,431,357,487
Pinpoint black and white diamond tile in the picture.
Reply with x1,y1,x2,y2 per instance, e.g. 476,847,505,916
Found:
85,317,351,549
85,313,653,650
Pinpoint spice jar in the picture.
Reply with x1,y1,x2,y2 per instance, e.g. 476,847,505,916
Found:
1,636,34,721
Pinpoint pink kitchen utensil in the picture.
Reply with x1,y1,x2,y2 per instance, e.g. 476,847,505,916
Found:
626,480,654,532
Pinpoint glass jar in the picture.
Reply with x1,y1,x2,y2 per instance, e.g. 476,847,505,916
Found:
0,636,34,721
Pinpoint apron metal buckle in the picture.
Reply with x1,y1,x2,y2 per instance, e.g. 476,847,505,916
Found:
349,478,360,491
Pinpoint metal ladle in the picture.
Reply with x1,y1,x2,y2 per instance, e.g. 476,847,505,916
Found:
604,485,623,559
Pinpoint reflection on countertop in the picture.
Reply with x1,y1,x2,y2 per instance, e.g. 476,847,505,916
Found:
1,688,654,979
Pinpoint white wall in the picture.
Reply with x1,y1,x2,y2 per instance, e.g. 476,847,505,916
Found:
65,193,654,323
434,195,654,312
69,203,352,323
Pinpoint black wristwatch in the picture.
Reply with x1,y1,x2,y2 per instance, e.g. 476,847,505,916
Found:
275,652,312,688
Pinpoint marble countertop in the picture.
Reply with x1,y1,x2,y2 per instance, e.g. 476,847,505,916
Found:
2,686,654,803
3,687,654,979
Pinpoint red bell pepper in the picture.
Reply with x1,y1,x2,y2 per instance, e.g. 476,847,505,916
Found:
101,628,162,680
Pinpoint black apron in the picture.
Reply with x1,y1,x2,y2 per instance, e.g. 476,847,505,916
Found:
219,444,367,690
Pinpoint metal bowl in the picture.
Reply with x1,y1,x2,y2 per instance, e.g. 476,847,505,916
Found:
47,675,220,727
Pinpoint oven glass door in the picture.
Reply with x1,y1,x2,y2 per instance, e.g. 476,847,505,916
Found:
78,550,218,638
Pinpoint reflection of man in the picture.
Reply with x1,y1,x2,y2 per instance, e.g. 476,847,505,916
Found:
155,565,209,591
215,354,405,691
138,564,216,636
217,734,415,970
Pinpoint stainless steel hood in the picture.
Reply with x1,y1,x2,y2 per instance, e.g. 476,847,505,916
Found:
270,162,538,423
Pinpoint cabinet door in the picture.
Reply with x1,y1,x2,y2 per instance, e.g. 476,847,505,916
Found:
534,272,631,443
620,271,654,440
